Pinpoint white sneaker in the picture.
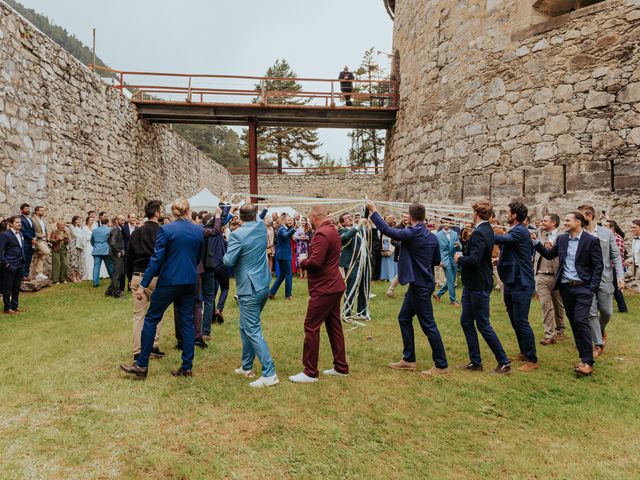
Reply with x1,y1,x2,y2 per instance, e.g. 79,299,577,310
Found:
234,367,255,378
322,368,349,377
369,293,377,299
289,372,319,383
249,374,280,388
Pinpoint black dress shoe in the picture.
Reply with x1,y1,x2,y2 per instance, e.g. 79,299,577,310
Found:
457,362,483,371
493,363,512,375
151,347,166,358
195,337,208,349
171,368,192,377
119,363,148,378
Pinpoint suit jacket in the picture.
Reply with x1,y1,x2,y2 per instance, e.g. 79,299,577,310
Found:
338,226,358,268
371,212,440,289
202,208,233,270
534,227,561,276
32,216,47,240
109,226,125,257
494,223,535,288
20,215,35,245
274,225,296,261
586,226,624,293
90,226,111,256
223,215,271,296
436,229,459,268
122,223,135,252
457,222,494,291
300,220,345,296
141,218,204,288
0,230,26,271
534,232,603,292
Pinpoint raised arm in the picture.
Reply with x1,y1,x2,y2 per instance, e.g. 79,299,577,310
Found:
533,239,559,260
370,211,414,242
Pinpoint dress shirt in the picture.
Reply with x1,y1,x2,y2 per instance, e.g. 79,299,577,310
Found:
633,237,640,267
444,230,451,241
562,231,582,283
36,217,46,236
11,228,23,249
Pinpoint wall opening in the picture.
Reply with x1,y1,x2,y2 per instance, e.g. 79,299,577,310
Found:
610,160,615,192
532,0,605,17
562,165,567,194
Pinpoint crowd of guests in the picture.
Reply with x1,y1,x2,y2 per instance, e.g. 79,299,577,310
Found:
1,194,639,382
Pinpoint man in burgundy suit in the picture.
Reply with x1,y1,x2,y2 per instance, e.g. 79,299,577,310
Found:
289,205,350,383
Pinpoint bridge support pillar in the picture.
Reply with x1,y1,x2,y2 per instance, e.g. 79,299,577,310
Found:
248,117,258,203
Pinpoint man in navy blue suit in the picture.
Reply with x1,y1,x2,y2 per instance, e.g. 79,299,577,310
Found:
367,201,449,377
0,216,26,314
269,215,296,300
533,211,603,376
455,201,511,374
120,198,204,378
19,204,35,280
494,201,539,372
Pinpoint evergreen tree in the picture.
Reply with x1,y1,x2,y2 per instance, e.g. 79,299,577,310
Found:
347,48,387,172
244,59,322,172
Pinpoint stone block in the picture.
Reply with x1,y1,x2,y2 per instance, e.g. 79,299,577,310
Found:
617,82,640,104
627,127,640,146
585,91,615,109
592,132,625,151
557,134,581,154
488,78,506,99
545,115,570,135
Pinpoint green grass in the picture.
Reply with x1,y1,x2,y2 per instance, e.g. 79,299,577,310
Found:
0,278,639,479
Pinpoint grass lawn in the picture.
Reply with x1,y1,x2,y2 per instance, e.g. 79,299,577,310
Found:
0,278,639,479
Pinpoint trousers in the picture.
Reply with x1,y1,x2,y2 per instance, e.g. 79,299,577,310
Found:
130,274,163,355
559,284,595,365
460,288,509,365
138,284,196,371
2,266,23,311
436,263,457,303
535,273,565,340
397,284,448,368
238,287,275,377
588,287,613,347
503,283,537,363
92,255,113,287
302,292,349,378
270,259,292,298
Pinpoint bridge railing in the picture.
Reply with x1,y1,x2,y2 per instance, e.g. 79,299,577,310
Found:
90,65,399,109
227,166,384,175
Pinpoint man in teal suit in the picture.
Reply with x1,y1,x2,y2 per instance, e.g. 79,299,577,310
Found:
434,221,460,306
223,204,279,388
90,218,113,288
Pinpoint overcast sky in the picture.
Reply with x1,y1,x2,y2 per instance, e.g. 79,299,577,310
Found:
19,0,394,163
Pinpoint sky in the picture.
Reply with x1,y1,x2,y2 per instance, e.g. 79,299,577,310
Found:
18,0,394,163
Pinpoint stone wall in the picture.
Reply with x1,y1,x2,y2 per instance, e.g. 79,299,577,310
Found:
232,173,383,202
385,0,640,222
0,2,233,221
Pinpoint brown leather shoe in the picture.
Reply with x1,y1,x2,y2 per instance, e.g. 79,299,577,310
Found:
171,368,193,377
420,366,450,377
539,338,556,346
119,363,148,378
508,353,527,362
575,363,593,376
451,302,461,308
388,359,417,370
456,362,483,372
432,292,441,302
554,332,566,342
593,345,605,358
518,362,539,372
492,363,512,375
3,310,17,315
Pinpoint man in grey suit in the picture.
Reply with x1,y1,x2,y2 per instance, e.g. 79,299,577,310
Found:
106,215,126,298
223,203,279,388
578,205,624,357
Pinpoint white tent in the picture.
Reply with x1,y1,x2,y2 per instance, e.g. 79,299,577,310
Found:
165,188,221,214
266,206,299,218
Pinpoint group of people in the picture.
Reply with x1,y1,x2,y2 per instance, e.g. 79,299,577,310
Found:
2,194,639,383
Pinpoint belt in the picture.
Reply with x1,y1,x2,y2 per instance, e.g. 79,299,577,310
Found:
133,272,145,276
537,272,554,275
566,280,585,287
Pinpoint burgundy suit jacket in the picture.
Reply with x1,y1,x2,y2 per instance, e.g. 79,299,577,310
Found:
300,220,345,296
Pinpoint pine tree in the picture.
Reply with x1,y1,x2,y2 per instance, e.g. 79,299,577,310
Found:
347,48,387,173
245,59,322,172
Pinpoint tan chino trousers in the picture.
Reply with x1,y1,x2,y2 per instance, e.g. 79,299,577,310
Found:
535,273,565,340
131,274,163,355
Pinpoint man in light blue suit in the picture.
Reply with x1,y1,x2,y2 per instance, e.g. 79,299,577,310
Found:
434,221,460,306
224,204,279,388
90,218,113,288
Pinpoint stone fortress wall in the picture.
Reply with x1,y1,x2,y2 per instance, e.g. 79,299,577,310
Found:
0,2,234,221
384,0,640,222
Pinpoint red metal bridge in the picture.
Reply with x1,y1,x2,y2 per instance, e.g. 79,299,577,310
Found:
92,66,398,198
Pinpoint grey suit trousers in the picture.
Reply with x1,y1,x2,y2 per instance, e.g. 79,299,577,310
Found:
589,285,613,347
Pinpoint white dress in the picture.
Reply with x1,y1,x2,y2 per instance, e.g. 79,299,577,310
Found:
80,225,109,280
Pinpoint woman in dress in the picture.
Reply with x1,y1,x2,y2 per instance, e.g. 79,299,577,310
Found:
379,215,397,282
81,216,109,281
294,217,312,279
68,215,85,282
266,219,275,275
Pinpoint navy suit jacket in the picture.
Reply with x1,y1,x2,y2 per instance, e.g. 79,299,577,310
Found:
457,222,494,291
274,225,296,261
20,215,35,245
371,211,440,289
0,230,26,271
141,218,204,288
534,232,603,293
122,224,134,252
494,223,535,288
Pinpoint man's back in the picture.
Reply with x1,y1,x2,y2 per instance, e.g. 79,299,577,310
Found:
306,222,345,296
459,222,494,291
224,220,271,295
91,226,111,255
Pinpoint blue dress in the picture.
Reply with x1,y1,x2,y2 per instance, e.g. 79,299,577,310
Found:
379,236,397,281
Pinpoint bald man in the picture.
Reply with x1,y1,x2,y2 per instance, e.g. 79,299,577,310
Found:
290,205,349,383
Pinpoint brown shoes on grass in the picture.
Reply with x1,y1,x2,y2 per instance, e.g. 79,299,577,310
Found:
388,359,417,370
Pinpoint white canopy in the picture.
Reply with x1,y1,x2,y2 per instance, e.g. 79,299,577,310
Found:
266,206,299,218
165,188,221,214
